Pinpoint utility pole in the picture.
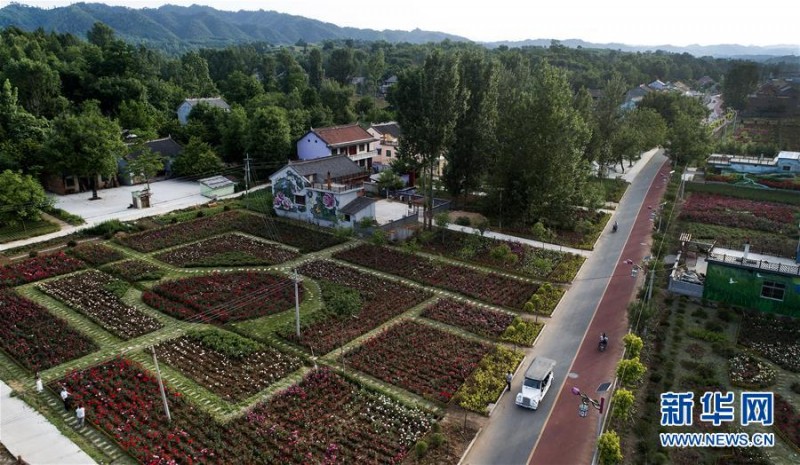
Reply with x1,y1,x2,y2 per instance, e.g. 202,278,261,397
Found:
244,153,252,195
294,269,301,337
150,346,171,423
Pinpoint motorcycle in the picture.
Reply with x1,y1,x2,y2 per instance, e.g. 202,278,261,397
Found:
598,334,609,352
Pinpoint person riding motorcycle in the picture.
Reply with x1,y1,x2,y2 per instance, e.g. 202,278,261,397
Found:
599,332,609,351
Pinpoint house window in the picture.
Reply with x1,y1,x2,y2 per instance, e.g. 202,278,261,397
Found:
358,143,365,152
386,150,392,158
783,165,790,171
294,194,306,206
761,281,785,301
343,214,351,222
376,148,382,155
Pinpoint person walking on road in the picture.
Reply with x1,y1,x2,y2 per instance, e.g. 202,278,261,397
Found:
506,371,513,392
75,404,85,428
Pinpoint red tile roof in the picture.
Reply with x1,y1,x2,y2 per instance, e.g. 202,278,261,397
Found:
313,124,376,147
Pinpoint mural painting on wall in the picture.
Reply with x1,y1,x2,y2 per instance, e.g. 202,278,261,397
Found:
273,171,306,213
311,191,339,222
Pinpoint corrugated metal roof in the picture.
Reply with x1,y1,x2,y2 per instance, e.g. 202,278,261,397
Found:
198,175,234,189
339,196,377,215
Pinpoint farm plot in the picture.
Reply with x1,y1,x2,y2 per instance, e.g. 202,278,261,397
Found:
155,330,302,402
101,259,165,282
143,271,299,323
680,192,798,235
421,298,514,339
39,270,162,339
286,260,432,354
153,233,299,267
0,251,85,287
66,242,124,266
347,320,492,403
57,358,433,464
334,244,538,309
0,289,97,372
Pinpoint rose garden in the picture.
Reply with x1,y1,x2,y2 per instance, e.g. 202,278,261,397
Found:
0,209,566,464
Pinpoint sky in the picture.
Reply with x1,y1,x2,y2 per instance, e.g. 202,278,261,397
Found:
3,1,799,48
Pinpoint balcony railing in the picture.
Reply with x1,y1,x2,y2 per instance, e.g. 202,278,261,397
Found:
310,182,363,193
706,253,800,276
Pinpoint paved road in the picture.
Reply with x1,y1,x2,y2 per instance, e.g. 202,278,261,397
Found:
462,150,670,465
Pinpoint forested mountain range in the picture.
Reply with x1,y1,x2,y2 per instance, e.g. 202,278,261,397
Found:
0,2,797,59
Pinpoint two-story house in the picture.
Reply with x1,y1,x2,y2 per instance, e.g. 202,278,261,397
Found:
270,155,374,227
176,97,231,126
367,121,401,170
296,124,378,171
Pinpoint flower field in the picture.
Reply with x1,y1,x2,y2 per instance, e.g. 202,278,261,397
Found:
58,359,433,464
39,270,163,340
0,251,85,287
143,271,299,323
680,193,798,235
727,353,776,388
420,230,583,282
738,311,800,372
117,210,345,254
347,320,492,403
421,298,514,339
155,333,302,402
153,233,299,267
0,289,97,371
334,244,538,309
774,393,800,451
288,260,432,353
101,259,165,282
67,243,124,265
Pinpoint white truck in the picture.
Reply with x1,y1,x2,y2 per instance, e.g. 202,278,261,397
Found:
515,356,556,410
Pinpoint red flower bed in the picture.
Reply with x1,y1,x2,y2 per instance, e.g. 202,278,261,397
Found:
334,244,538,309
39,270,162,340
774,393,800,450
680,193,797,234
0,289,97,371
0,251,85,287
143,271,299,323
348,320,492,403
58,359,433,464
288,260,432,353
102,259,165,282
421,298,514,338
117,211,345,253
66,243,124,266
153,233,299,267
155,334,302,402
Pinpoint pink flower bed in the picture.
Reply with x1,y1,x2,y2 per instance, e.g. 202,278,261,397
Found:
347,320,492,403
143,271,299,323
58,359,433,464
421,298,514,338
39,270,162,340
0,289,97,371
334,244,538,309
287,260,431,353
680,193,797,234
153,233,298,267
0,251,85,287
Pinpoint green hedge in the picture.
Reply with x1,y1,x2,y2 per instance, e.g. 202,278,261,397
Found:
456,346,525,414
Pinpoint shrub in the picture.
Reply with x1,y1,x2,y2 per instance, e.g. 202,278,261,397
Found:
429,433,445,448
598,431,623,465
67,240,77,248
415,441,428,459
85,219,132,237
28,250,38,258
617,358,647,387
455,216,471,226
196,210,205,218
613,388,635,421
623,333,643,359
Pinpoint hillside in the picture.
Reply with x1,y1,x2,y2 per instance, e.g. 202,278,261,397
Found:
1,2,798,58
0,2,470,51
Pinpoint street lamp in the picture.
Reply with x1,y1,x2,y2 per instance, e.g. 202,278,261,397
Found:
571,386,604,417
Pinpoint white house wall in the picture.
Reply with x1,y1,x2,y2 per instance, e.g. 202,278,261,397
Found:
297,133,333,160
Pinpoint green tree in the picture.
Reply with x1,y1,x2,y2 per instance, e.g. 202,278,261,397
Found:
171,137,223,177
125,144,164,190
117,99,161,137
376,169,404,196
220,105,248,163
667,112,712,166
0,169,52,226
319,79,355,124
722,61,760,111
393,50,465,229
598,431,623,465
443,49,498,207
45,101,125,199
0,79,49,174
616,357,647,387
327,48,356,85
246,106,291,168
307,48,324,90
622,333,643,359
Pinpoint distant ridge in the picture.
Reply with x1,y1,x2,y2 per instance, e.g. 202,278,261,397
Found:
0,2,797,58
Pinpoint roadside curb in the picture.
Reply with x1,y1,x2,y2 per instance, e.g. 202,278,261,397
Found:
457,426,483,465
